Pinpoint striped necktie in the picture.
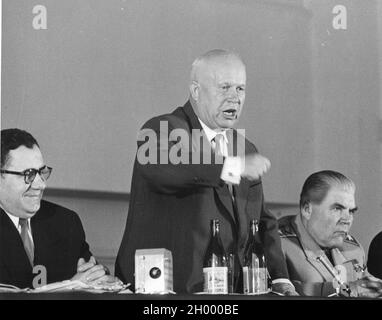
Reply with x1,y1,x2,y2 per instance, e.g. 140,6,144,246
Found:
19,218,34,266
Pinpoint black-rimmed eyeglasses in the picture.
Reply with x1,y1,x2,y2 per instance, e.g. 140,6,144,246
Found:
0,166,53,184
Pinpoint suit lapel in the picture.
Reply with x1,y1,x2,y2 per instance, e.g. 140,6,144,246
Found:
0,209,33,285
331,248,347,266
183,101,203,132
215,186,237,226
293,215,335,282
31,205,60,267
304,249,334,282
31,210,45,265
331,248,362,282
183,101,238,225
228,129,249,238
233,183,250,243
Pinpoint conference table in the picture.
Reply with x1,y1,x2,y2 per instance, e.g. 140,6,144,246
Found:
0,291,370,299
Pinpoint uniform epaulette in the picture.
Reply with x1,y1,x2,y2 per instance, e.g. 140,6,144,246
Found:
278,222,297,238
344,234,360,247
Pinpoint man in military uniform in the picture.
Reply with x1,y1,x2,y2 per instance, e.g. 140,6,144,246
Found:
278,170,382,297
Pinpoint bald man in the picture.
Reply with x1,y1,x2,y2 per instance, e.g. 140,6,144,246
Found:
116,49,295,294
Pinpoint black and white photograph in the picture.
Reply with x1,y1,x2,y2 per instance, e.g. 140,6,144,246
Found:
1,0,381,311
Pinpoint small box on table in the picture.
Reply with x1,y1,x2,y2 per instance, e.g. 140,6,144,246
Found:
135,248,173,294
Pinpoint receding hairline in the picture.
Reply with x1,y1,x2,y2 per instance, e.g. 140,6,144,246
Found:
1,128,40,169
299,171,356,208
328,180,356,195
190,49,245,82
3,144,42,169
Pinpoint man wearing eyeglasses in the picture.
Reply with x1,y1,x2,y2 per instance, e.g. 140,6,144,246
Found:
278,170,382,297
0,128,121,289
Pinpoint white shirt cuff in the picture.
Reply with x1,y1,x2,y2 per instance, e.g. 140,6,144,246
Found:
220,157,242,185
271,278,294,286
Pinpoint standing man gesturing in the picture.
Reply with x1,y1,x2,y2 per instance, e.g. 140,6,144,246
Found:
116,49,295,294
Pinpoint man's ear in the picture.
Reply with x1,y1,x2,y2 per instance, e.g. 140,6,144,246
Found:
301,202,312,220
189,81,199,101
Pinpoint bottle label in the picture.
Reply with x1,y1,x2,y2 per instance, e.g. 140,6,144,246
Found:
243,266,268,294
203,267,228,294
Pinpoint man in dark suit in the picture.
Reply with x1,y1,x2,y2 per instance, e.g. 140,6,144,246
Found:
0,128,119,289
115,49,296,294
368,231,382,279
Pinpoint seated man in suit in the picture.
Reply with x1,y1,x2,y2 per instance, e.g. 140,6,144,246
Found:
0,128,121,289
367,231,382,279
278,170,382,297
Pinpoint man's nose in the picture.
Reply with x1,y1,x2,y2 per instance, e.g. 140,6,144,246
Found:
227,87,240,99
31,173,47,189
340,209,353,222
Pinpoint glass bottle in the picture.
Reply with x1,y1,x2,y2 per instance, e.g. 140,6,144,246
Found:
203,219,228,294
243,219,269,294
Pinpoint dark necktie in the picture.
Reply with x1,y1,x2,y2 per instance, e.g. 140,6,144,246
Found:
19,218,34,266
324,248,334,266
214,133,241,292
214,134,234,196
